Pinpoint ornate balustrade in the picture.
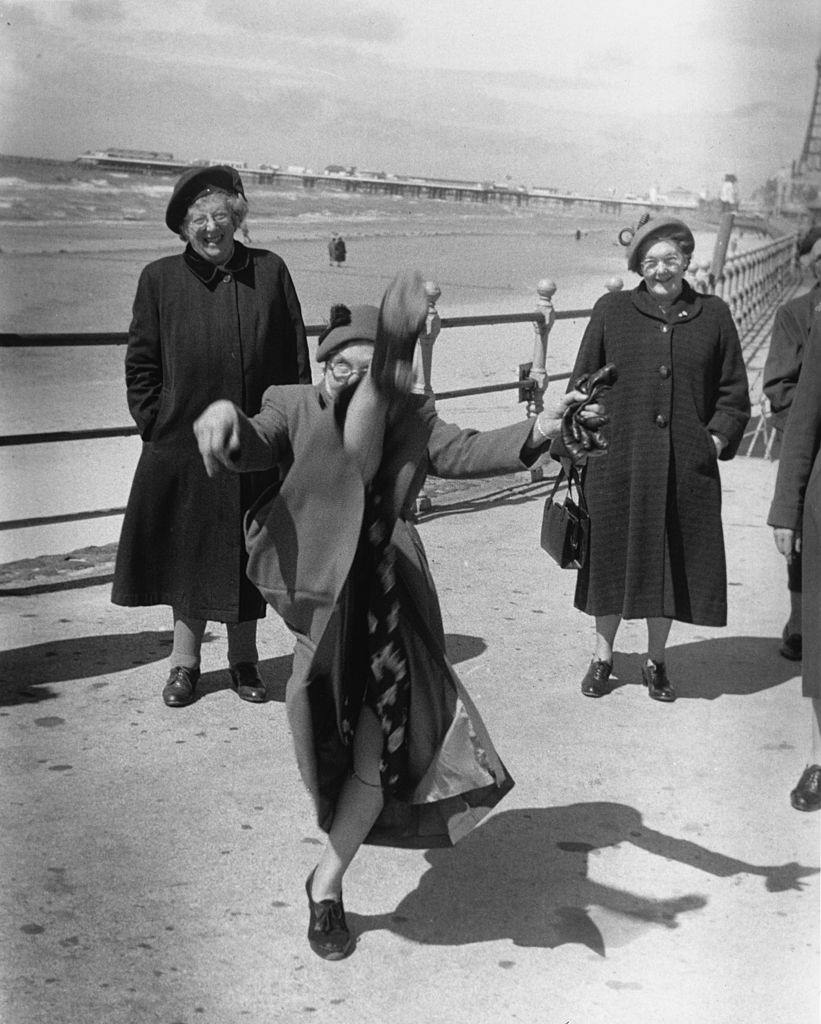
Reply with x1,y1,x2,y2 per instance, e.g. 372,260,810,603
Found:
711,235,798,336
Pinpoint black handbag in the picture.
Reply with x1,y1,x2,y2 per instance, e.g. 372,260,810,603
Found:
540,463,589,569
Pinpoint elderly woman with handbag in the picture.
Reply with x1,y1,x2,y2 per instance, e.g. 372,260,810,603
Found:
564,215,750,702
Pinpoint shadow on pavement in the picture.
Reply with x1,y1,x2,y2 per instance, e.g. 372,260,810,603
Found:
416,481,551,524
350,803,818,955
0,630,489,708
0,629,174,706
609,635,799,700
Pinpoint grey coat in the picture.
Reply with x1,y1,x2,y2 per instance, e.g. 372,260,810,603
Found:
233,384,545,846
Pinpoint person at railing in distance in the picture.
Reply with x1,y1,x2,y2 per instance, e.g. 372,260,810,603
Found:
193,273,606,960
768,312,821,812
111,164,310,709
562,215,750,702
763,238,821,662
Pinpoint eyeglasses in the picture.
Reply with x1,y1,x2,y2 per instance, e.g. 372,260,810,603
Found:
188,211,233,228
328,359,371,382
640,255,685,273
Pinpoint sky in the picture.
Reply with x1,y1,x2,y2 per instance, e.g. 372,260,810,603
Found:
1,0,819,199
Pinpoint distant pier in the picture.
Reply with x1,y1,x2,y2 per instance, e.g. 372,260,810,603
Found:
76,149,701,219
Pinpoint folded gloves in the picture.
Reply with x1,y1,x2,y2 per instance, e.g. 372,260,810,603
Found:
560,362,617,463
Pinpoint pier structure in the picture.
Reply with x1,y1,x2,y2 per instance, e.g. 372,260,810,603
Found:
76,149,694,220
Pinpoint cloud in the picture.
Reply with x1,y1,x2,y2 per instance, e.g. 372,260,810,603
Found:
69,0,126,24
205,0,402,44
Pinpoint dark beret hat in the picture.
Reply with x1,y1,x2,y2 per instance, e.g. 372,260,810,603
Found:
165,164,245,234
625,216,695,273
315,305,379,362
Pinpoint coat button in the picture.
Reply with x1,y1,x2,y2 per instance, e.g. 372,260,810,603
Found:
223,273,232,283
660,324,669,333
655,413,668,428
659,364,670,378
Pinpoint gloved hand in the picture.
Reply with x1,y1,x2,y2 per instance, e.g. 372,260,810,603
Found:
561,362,617,463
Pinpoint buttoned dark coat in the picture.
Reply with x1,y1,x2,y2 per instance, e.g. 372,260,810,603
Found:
768,317,821,697
111,242,310,621
233,383,544,846
570,281,750,625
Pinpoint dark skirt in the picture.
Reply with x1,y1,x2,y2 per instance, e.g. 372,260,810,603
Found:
112,439,272,622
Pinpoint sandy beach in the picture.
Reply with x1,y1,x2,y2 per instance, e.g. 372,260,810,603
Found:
0,163,744,563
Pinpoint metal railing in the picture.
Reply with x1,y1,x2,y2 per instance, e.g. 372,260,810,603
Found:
0,234,799,533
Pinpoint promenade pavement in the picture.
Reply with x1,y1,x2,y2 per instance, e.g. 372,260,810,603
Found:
1,455,819,1024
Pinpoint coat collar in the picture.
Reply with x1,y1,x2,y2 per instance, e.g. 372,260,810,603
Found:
183,240,251,285
631,279,703,324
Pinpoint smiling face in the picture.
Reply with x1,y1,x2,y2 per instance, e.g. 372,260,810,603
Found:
639,238,688,305
182,192,237,265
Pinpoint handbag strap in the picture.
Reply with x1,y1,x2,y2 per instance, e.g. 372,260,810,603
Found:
549,460,588,513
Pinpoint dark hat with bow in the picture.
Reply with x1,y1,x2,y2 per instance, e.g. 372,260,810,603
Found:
621,213,695,273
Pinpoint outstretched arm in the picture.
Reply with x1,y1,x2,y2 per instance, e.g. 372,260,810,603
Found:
194,398,284,477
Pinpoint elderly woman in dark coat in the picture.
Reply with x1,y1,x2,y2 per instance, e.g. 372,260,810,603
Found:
567,216,750,702
768,313,821,812
112,165,310,707
194,273,604,960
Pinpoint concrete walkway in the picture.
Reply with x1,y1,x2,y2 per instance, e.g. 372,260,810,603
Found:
1,456,818,1024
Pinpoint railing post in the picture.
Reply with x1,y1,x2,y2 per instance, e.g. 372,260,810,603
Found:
604,276,624,294
522,279,556,482
413,281,441,397
526,278,556,416
709,211,735,292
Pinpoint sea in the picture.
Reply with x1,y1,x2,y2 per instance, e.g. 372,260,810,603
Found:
0,155,733,562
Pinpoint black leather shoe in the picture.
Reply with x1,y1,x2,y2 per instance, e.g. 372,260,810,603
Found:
779,626,802,661
790,764,821,811
229,662,266,703
305,869,354,960
162,665,200,707
581,659,612,697
641,660,676,702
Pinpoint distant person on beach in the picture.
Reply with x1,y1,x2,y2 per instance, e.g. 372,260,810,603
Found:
111,165,310,708
328,232,346,267
562,215,750,702
193,272,606,959
768,312,821,812
763,238,821,662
